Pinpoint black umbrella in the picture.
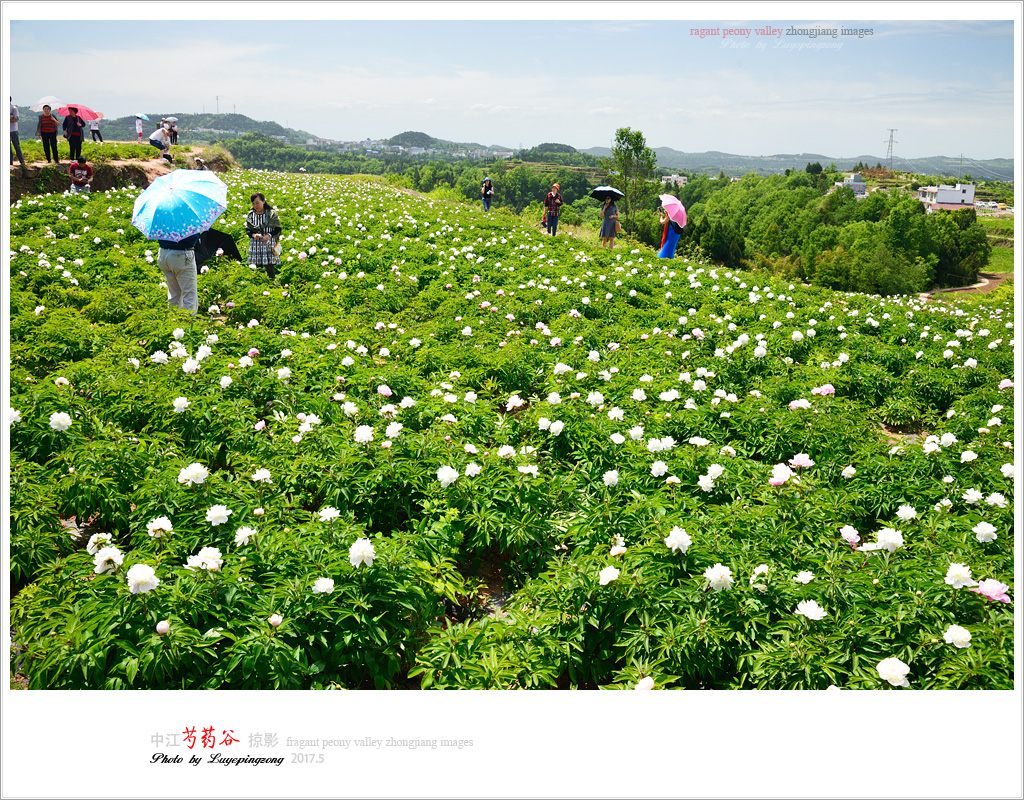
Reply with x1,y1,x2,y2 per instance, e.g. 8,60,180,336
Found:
589,185,625,202
196,228,242,269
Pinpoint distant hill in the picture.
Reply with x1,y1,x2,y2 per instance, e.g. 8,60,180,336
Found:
14,107,316,145
583,146,1014,181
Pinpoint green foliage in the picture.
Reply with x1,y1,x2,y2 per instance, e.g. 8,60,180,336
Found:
606,127,658,233
8,166,1013,692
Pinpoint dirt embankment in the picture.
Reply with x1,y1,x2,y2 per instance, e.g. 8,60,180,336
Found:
8,145,231,202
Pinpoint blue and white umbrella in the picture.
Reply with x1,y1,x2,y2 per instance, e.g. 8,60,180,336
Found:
132,170,228,242
135,113,150,120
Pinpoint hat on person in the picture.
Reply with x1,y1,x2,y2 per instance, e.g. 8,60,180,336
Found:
552,183,560,190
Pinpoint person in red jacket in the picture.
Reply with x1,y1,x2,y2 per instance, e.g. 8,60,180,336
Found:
543,183,563,236
69,156,93,194
35,104,61,163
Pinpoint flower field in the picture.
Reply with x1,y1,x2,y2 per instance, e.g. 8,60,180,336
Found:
6,169,1016,690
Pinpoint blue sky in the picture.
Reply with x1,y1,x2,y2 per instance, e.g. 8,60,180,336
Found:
5,7,1019,160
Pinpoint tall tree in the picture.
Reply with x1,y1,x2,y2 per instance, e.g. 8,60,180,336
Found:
606,127,657,233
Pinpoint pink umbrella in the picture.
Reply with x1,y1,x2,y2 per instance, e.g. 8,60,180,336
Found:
659,194,687,227
57,104,103,121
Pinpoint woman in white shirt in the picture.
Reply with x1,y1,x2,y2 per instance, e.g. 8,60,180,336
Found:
148,123,173,163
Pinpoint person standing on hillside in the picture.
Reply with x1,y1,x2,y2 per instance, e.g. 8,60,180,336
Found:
599,197,619,249
69,156,93,194
481,178,494,212
88,117,103,143
136,116,144,142
10,98,26,171
544,183,563,236
62,107,85,161
170,121,179,144
36,104,60,163
245,192,283,281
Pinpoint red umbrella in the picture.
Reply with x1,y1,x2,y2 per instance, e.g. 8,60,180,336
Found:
57,104,103,121
659,194,688,227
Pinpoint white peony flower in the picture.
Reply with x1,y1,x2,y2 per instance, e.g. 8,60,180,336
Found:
205,505,232,526
602,470,619,487
234,526,256,546
876,657,911,688
703,563,733,592
349,538,376,568
942,625,972,648
146,516,173,539
172,396,190,413
354,425,374,444
312,577,335,594
93,546,124,575
793,571,815,584
664,526,691,554
177,462,209,486
465,462,482,477
49,412,72,432
86,532,112,555
437,465,459,488
972,521,997,543
598,566,620,586
318,507,341,523
184,546,223,572
251,468,272,483
795,600,826,621
126,563,160,594
875,527,904,552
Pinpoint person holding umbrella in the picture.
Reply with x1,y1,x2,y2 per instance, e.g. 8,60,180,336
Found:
136,116,145,142
481,177,494,212
132,169,229,314
599,196,620,250
61,106,86,161
245,193,283,281
543,183,563,236
35,104,61,163
657,194,687,259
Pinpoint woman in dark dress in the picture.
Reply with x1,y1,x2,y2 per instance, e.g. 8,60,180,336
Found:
245,193,283,280
599,197,619,250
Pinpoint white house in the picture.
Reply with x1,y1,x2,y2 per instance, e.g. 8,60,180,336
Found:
661,174,689,186
917,183,975,212
834,173,867,196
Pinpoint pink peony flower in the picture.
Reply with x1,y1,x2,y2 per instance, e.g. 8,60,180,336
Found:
788,453,815,468
998,379,1013,390
769,463,794,486
254,420,266,431
811,383,835,396
248,348,260,357
789,398,812,410
377,384,393,397
970,579,1012,604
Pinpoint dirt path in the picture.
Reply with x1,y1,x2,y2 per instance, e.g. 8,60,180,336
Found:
920,271,1014,300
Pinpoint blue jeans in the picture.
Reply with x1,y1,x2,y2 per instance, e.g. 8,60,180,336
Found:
482,196,491,212
547,213,558,235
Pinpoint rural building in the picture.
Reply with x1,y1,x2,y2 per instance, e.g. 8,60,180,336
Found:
917,183,976,213
661,174,689,186
834,173,867,196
